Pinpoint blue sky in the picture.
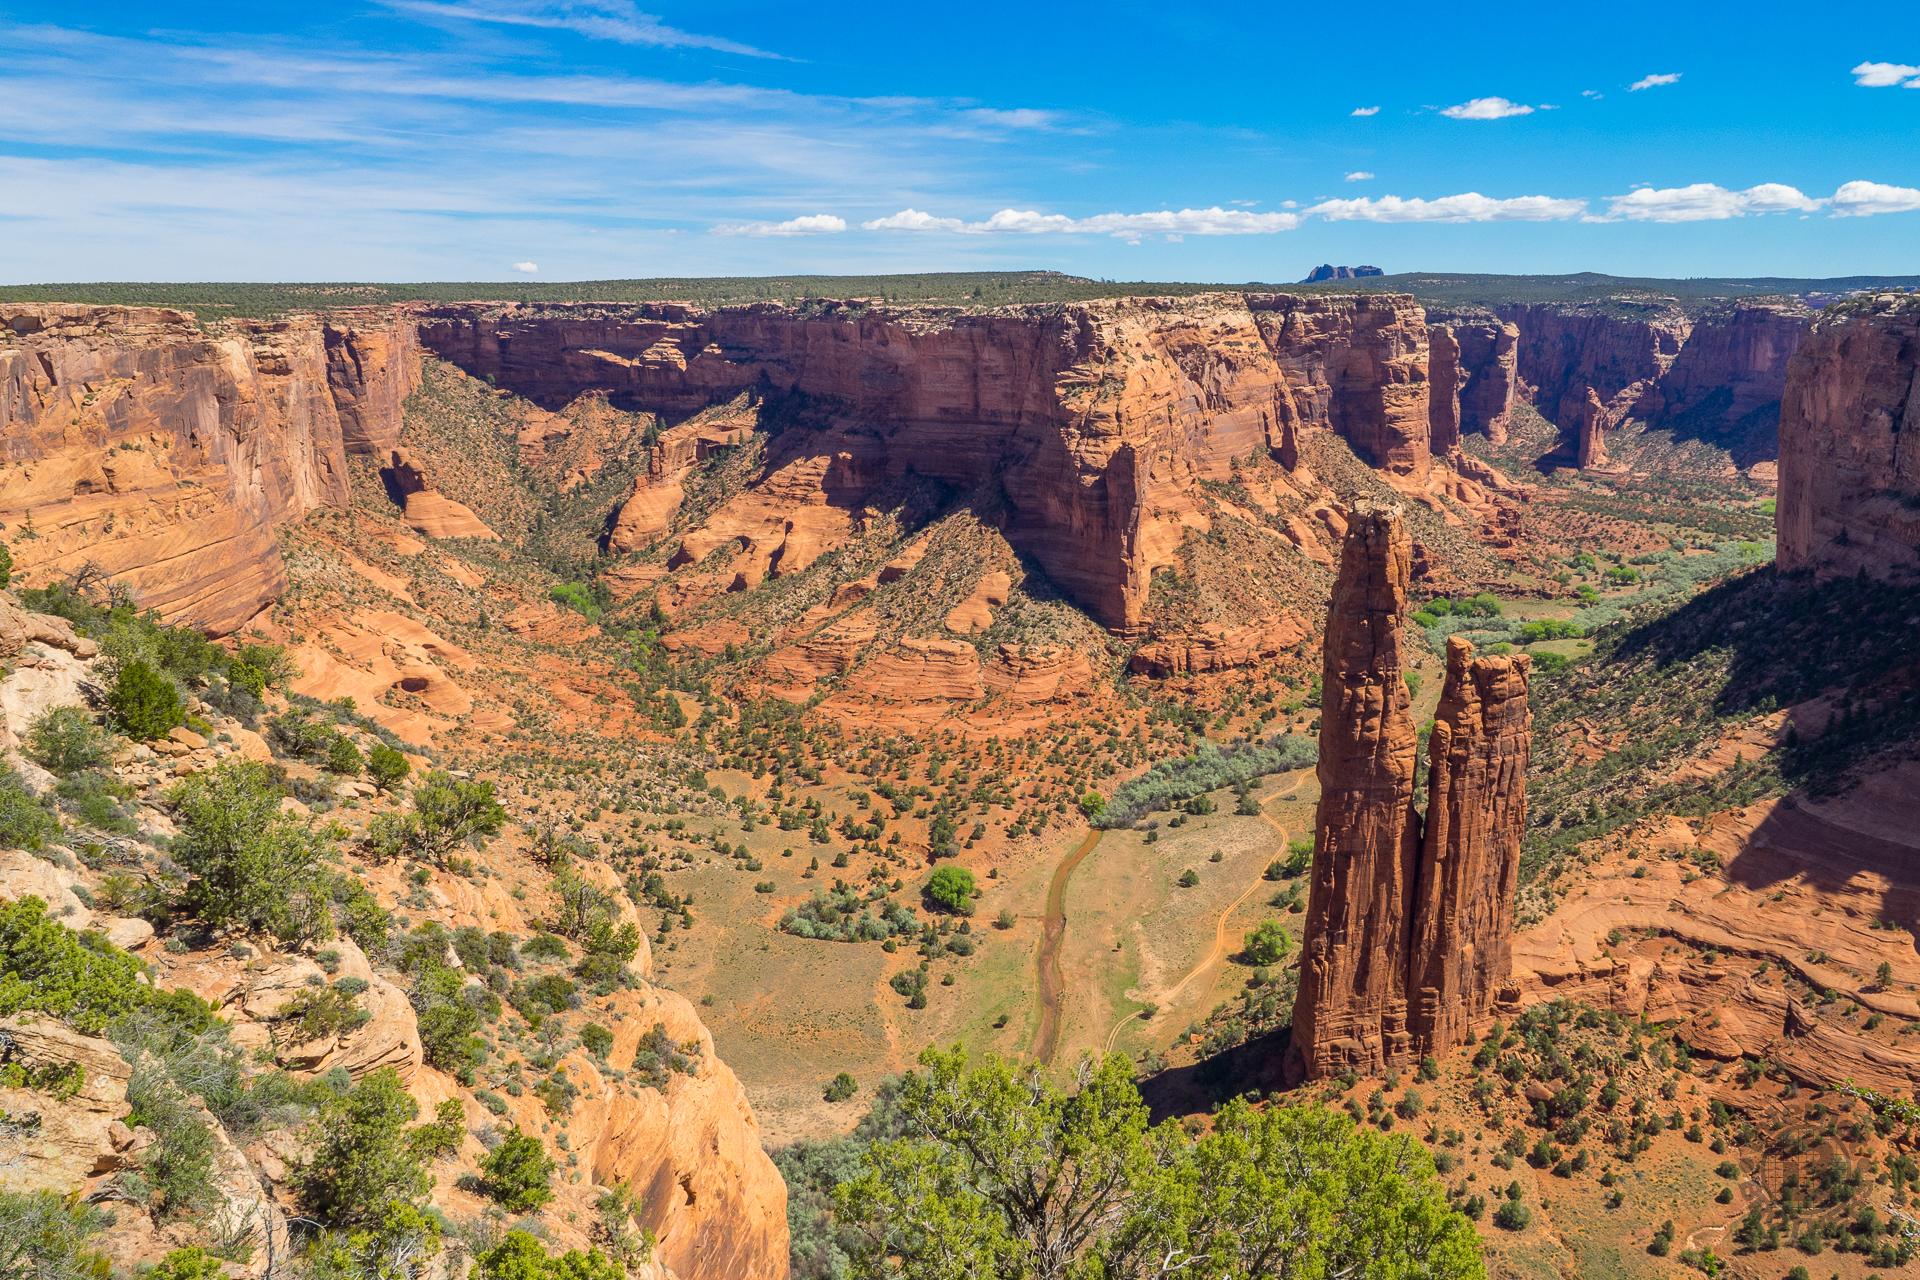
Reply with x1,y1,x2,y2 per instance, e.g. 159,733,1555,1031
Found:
2,0,1917,283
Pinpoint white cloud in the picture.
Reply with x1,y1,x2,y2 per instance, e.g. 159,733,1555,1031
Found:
1629,72,1683,91
511,261,538,273
1582,89,1603,98
1344,171,1374,182
388,0,790,60
1305,192,1586,222
1592,182,1823,221
1851,61,1920,87
958,108,1056,129
1440,97,1534,120
859,208,964,231
1829,180,1920,216
860,206,1302,239
1350,106,1380,116
710,213,847,236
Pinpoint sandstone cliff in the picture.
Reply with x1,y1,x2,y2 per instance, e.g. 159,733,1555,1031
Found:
1497,302,1690,438
1292,516,1532,1080
420,294,1431,634
1426,326,1463,454
1777,293,1920,577
0,304,417,632
1406,637,1531,1052
1290,502,1423,1080
1645,300,1808,446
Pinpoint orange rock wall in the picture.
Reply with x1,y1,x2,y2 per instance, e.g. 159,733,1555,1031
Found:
1406,637,1531,1052
421,294,1432,633
1290,503,1423,1080
1777,296,1920,577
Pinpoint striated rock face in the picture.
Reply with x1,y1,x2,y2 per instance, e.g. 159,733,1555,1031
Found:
1292,518,1532,1080
1129,612,1312,678
423,294,1421,634
1249,293,1431,479
1448,319,1520,443
1426,326,1462,454
1497,302,1690,436
324,317,420,457
1646,300,1808,441
1777,295,1920,577
1405,638,1531,1052
0,304,415,632
1290,503,1423,1080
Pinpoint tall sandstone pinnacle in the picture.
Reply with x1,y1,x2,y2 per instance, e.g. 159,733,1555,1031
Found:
1289,502,1423,1080
1290,510,1532,1081
1406,637,1531,1052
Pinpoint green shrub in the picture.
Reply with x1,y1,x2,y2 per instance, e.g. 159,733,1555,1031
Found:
0,1190,111,1280
405,771,507,866
522,933,571,962
294,1066,432,1227
923,866,975,914
0,775,60,851
126,1068,219,1222
0,896,145,1033
366,743,411,792
150,1246,221,1280
25,707,111,776
1492,1200,1530,1231
580,1023,614,1058
106,660,182,741
1242,920,1292,965
273,986,369,1042
1098,737,1316,828
326,735,365,777
1177,869,1200,888
824,1071,858,1103
478,1126,556,1213
473,1231,623,1280
171,761,333,942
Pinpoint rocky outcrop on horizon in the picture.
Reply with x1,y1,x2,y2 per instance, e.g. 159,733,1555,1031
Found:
1777,293,1920,577
1290,507,1532,1080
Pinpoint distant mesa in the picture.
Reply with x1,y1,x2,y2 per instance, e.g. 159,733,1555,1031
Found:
1302,264,1385,283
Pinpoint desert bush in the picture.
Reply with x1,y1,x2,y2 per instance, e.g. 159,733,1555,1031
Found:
366,743,411,791
106,660,181,741
295,1066,433,1227
824,1072,858,1103
0,773,59,850
0,1190,112,1280
631,1023,701,1091
473,1231,621,1280
780,887,917,942
1097,737,1316,828
171,761,333,942
25,706,111,776
326,735,365,777
0,896,145,1033
478,1126,556,1213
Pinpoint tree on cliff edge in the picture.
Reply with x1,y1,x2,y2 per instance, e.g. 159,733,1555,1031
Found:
837,1047,1484,1280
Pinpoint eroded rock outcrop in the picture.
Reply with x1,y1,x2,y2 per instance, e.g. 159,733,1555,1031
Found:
424,294,1414,633
1576,387,1611,469
1451,318,1520,443
1292,514,1532,1080
1406,638,1532,1052
1290,503,1423,1079
382,447,499,541
1426,326,1463,454
1777,294,1920,577
0,304,416,632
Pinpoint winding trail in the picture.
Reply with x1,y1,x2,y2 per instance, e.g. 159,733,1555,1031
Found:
1030,828,1104,1065
1100,772,1313,1057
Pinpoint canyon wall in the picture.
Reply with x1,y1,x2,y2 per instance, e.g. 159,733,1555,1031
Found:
1497,302,1691,434
1291,509,1532,1080
419,294,1436,634
1645,300,1808,434
1777,294,1920,577
0,304,418,632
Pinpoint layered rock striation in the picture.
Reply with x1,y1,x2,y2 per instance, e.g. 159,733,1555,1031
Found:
1290,503,1424,1079
0,304,417,631
1291,507,1532,1080
1406,638,1532,1051
422,293,1435,633
1777,294,1920,577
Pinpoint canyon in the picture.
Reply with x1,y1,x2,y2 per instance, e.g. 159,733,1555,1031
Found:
3,272,1917,1280
1289,504,1532,1081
